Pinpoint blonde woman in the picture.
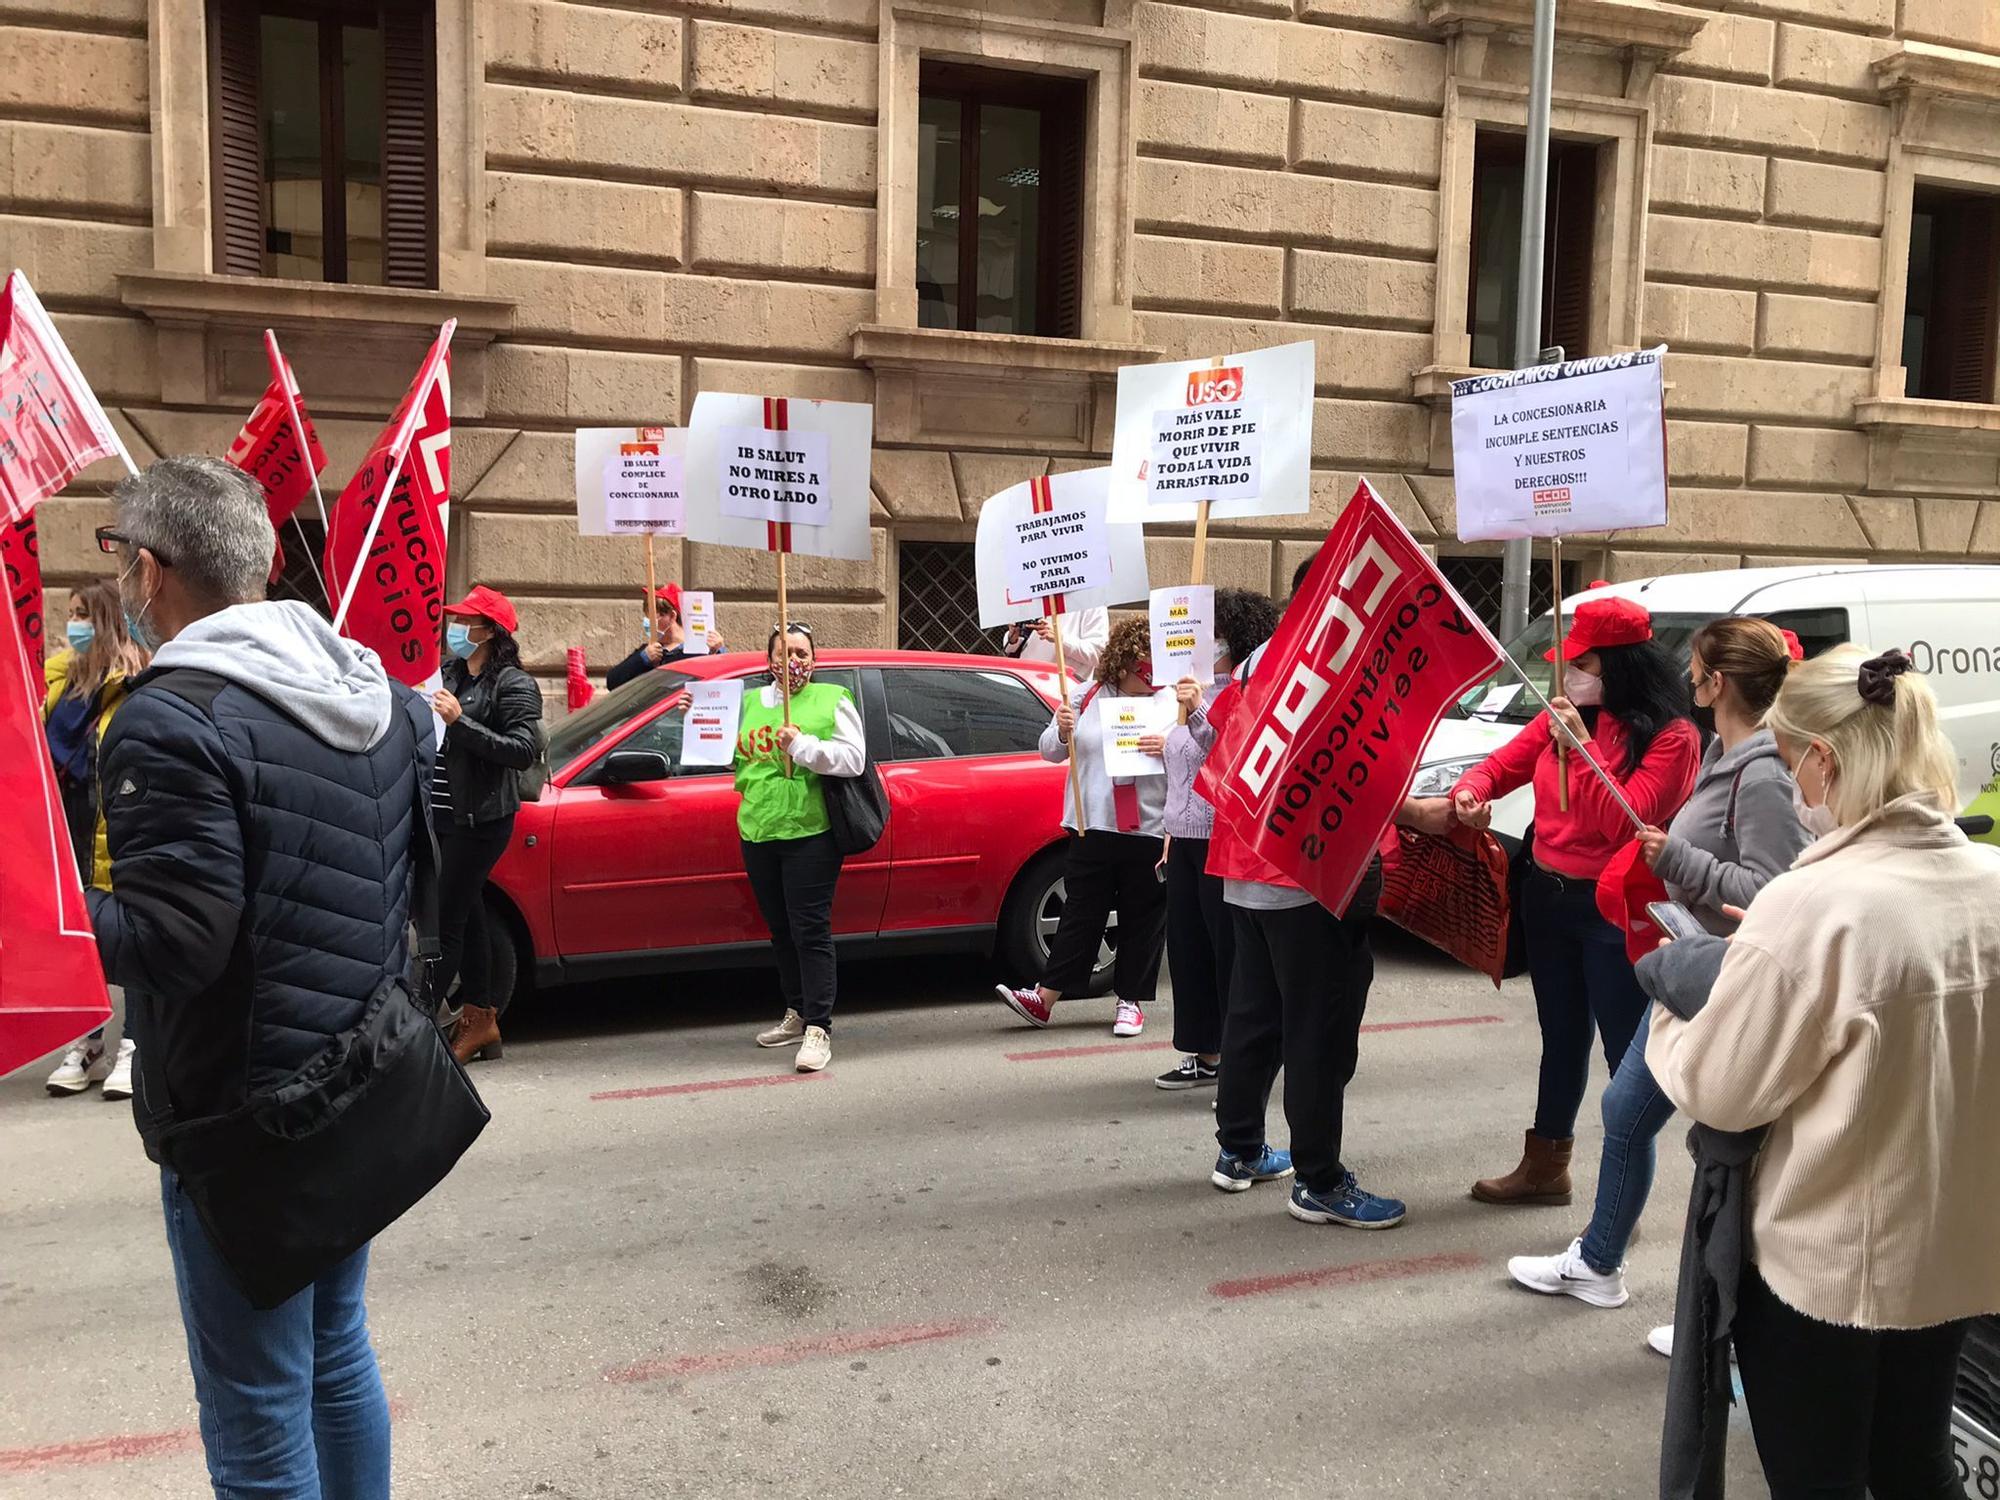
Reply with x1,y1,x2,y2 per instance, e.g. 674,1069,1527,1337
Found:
1646,646,2000,1496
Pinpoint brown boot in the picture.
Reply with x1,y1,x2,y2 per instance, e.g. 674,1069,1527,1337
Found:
451,1004,502,1065
1471,1130,1573,1205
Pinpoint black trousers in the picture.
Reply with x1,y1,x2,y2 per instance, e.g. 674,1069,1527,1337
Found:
742,831,843,1030
1215,868,1379,1194
1521,865,1650,1139
1165,836,1230,1055
434,815,515,1013
1734,1265,1971,1500
1039,830,1167,1002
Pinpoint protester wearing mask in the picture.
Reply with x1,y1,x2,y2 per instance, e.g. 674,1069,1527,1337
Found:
1002,605,1108,679
1507,616,1807,1313
605,583,726,690
995,617,1168,1037
87,456,431,1499
1141,587,1280,1090
42,580,148,1098
1645,646,2000,1498
725,624,865,1071
1441,596,1700,1206
432,586,544,1065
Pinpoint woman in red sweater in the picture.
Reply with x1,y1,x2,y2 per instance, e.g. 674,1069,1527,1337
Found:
1448,597,1700,1206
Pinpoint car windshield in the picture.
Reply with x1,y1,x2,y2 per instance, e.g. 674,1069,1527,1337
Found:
546,669,696,772
1446,611,1711,726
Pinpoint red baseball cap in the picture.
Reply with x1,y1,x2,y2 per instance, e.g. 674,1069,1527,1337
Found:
442,585,518,634
1545,596,1652,661
652,582,682,618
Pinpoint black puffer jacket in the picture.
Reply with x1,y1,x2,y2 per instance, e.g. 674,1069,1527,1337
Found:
85,601,432,1161
438,654,544,826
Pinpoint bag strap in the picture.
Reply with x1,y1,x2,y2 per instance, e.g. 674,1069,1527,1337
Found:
1721,762,1753,845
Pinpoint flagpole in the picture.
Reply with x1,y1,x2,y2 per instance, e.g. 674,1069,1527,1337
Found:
265,330,329,530
1050,609,1084,834
1552,534,1568,812
775,546,793,780
644,534,659,647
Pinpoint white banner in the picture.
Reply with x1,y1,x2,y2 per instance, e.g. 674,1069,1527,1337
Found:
682,590,716,655
1099,691,1175,779
1450,347,1669,541
1109,341,1314,523
684,394,873,561
1148,584,1215,684
574,427,687,536
974,467,1150,628
680,679,743,767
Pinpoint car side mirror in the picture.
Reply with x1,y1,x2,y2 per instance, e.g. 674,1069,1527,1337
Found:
601,750,673,785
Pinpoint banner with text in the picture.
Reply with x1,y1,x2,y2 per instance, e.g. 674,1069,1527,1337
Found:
1100,690,1175,779
682,590,716,655
1198,481,1505,916
1149,584,1215,685
681,678,743,767
1108,341,1314,523
974,467,1149,629
2,513,42,678
684,394,872,560
226,332,329,537
1450,347,1669,541
574,427,687,536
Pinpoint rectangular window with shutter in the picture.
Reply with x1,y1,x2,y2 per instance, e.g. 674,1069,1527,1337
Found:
1467,132,1600,369
1903,187,2000,405
915,64,1086,338
209,0,435,288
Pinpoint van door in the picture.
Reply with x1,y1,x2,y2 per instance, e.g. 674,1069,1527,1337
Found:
1861,573,2000,832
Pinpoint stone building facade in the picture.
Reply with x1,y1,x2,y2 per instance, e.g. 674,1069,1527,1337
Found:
5,0,2000,688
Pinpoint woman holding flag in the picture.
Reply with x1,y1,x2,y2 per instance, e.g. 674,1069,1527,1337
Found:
1444,596,1700,1207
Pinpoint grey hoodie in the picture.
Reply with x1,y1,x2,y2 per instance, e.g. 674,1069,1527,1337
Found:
150,600,396,752
1652,727,1809,934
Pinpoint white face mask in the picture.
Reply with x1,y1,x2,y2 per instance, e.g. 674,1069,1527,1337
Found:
1791,747,1840,838
1562,667,1604,707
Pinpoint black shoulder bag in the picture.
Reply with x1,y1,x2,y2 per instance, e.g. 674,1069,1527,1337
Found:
823,759,889,855
152,695,490,1309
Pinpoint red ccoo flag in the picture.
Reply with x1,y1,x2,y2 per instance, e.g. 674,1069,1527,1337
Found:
325,321,454,687
0,270,128,523
226,330,329,536
1,512,43,677
1197,480,1506,916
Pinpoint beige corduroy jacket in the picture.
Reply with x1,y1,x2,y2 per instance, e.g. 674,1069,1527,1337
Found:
1647,793,2000,1330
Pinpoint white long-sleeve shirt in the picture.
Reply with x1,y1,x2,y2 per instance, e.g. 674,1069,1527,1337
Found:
761,684,866,778
1008,607,1107,680
1038,679,1166,837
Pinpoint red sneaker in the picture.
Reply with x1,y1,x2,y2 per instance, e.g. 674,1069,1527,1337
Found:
994,984,1052,1028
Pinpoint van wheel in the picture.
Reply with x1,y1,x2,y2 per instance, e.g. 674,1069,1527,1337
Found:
994,848,1117,998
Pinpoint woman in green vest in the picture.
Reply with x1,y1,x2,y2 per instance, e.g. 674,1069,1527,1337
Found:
736,623,865,1072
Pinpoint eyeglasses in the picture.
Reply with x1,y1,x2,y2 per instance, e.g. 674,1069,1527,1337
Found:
95,526,173,567
770,621,814,637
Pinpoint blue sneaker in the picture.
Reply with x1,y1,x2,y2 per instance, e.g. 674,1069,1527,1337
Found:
1210,1144,1295,1193
1288,1171,1407,1229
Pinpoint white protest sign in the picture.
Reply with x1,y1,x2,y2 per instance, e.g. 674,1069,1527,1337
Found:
1149,585,1215,684
684,394,873,560
682,591,716,655
1099,691,1175,779
974,467,1150,628
1109,341,1314,522
680,679,743,767
574,427,687,536
1450,347,1669,541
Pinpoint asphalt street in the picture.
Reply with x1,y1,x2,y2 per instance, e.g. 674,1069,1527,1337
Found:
1,930,1770,1498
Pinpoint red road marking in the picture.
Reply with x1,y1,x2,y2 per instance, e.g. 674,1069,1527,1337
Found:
1209,1249,1484,1300
592,1071,831,1102
605,1316,999,1384
0,1400,408,1474
1005,1014,1502,1062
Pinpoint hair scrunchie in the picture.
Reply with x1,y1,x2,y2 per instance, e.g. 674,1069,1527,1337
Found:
1856,648,1912,707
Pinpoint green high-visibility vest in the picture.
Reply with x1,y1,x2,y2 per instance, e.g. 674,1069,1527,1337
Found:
734,681,851,843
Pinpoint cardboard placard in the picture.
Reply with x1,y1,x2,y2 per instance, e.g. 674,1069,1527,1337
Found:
680,679,743,767
974,467,1150,628
716,426,833,527
684,395,873,560
575,427,688,536
1148,584,1215,685
1100,691,1175,779
682,590,716,655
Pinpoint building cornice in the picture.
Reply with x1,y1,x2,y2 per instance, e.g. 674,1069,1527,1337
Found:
1424,0,1708,58
1872,41,2000,106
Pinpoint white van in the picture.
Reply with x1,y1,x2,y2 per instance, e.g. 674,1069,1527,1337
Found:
1408,564,2000,843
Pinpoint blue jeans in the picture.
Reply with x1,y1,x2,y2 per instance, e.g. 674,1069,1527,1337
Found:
1522,866,1651,1139
160,1171,391,1499
1577,1011,1678,1274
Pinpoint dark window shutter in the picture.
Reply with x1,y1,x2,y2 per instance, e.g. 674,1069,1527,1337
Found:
379,3,436,289
1542,144,1597,360
1942,198,2000,404
210,0,264,277
1041,89,1086,340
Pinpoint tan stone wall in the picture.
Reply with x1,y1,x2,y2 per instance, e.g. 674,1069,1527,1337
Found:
8,0,2000,698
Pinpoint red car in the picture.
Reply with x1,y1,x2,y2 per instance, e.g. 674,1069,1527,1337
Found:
482,649,1118,1005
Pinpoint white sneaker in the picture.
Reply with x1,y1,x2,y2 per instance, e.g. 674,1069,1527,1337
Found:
1647,1324,1675,1358
1507,1237,1630,1308
795,1026,831,1073
756,1009,805,1048
1112,1001,1145,1037
101,1039,136,1101
45,1038,107,1095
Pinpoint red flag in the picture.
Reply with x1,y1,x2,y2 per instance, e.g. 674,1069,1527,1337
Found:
1198,481,1506,915
0,548,111,1077
225,331,328,535
0,271,125,523
1596,839,1673,966
565,647,594,712
2,512,43,677
325,322,454,687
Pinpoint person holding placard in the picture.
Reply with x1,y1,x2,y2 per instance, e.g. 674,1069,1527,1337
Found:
994,618,1168,1037
1145,587,1280,1091
605,584,727,690
1436,597,1700,1207
1003,606,1107,678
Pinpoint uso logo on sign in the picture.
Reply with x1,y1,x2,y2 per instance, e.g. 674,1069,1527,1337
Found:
1186,367,1243,406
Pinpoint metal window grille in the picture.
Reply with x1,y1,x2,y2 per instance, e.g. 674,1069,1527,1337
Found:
898,540,1001,654
1439,556,1580,636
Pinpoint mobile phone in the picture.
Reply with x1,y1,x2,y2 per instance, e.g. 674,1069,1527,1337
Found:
1645,900,1706,942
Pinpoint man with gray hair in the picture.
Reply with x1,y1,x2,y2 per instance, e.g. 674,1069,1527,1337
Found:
89,455,431,1498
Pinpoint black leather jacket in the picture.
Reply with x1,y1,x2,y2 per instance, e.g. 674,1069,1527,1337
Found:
438,655,544,826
